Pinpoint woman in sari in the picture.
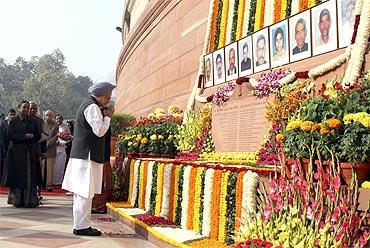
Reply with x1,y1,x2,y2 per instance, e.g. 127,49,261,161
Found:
7,100,41,207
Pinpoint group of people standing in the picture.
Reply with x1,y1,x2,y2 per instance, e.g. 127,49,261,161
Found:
0,81,116,236
0,102,73,207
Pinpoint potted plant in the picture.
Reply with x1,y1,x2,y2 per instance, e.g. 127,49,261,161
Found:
110,113,135,155
339,112,370,185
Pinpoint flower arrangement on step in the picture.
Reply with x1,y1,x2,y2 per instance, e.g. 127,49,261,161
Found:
116,106,183,157
235,152,370,247
176,104,215,159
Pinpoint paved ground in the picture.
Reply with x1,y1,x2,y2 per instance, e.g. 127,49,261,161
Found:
0,194,158,248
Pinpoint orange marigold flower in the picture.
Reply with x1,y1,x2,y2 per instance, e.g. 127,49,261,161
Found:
276,134,285,143
320,127,330,135
326,118,342,129
312,124,321,131
300,121,315,131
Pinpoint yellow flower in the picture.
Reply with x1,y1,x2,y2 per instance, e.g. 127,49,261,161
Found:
286,120,302,131
136,136,142,142
168,105,181,114
147,113,156,120
128,142,133,147
168,134,174,140
150,134,157,141
154,108,165,114
326,118,342,129
141,137,148,144
360,116,370,128
300,121,315,131
276,134,285,143
158,135,164,140
133,143,138,147
118,134,124,140
361,181,370,189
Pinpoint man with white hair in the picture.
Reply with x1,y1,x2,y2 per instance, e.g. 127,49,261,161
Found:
62,82,115,236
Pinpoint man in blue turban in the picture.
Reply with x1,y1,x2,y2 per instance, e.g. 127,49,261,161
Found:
62,82,115,236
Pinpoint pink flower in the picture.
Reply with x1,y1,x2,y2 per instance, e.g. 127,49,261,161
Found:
332,177,341,190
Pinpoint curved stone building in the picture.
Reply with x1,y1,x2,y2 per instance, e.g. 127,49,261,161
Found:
116,0,209,116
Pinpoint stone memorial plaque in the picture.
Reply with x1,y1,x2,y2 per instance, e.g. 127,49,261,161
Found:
212,96,270,152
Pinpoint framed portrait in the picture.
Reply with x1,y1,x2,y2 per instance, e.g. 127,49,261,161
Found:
270,20,289,68
213,48,226,85
238,36,253,76
203,53,214,88
253,28,270,73
225,42,239,81
338,0,356,48
312,0,338,56
289,10,312,62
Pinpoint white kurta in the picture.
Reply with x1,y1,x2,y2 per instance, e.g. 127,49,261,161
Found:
62,103,111,199
54,124,70,185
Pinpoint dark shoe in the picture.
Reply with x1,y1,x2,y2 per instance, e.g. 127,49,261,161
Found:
47,188,53,192
73,227,101,236
91,209,107,214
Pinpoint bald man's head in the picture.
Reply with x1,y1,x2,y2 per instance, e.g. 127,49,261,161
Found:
44,110,54,122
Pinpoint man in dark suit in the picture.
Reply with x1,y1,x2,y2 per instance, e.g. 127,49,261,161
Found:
0,109,16,183
240,42,251,71
292,18,309,54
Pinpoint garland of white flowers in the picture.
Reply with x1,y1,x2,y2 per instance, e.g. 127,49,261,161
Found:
291,0,300,16
181,166,192,229
201,168,215,236
242,0,252,37
241,171,259,221
184,0,215,122
226,0,236,45
144,161,155,211
160,164,173,219
264,0,275,27
130,160,141,206
343,0,369,85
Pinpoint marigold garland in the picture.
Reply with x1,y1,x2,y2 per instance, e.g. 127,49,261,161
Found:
307,0,316,8
274,0,282,23
168,165,177,222
236,0,245,40
210,170,222,239
280,0,287,20
299,0,308,11
218,171,230,242
210,0,220,52
181,166,192,229
189,239,231,248
254,0,263,31
219,0,229,48
214,0,223,50
193,167,205,233
234,171,246,231
138,161,147,209
187,167,198,230
128,159,135,205
259,0,266,30
154,163,165,216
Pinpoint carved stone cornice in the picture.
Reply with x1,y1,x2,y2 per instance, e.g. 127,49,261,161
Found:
116,0,181,82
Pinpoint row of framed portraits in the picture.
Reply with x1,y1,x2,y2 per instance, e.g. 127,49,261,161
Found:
204,0,356,88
